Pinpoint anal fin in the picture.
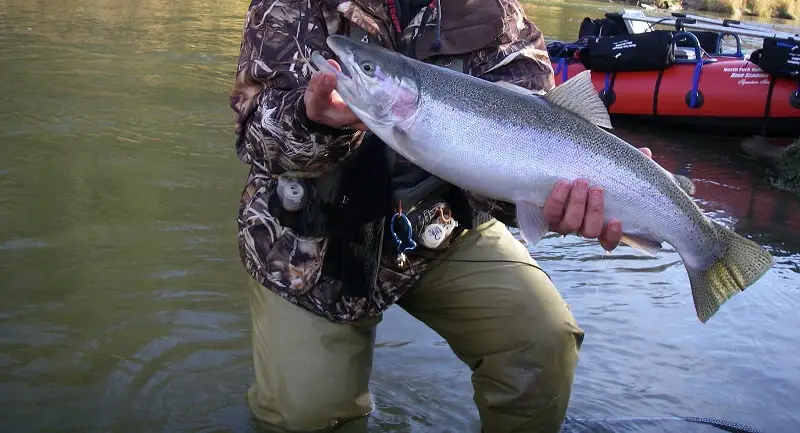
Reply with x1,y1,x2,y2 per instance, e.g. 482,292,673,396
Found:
514,200,549,245
619,232,663,256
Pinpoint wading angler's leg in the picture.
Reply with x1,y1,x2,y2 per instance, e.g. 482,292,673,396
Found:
246,279,378,432
398,219,585,433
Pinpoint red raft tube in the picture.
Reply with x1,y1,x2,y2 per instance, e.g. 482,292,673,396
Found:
548,15,800,138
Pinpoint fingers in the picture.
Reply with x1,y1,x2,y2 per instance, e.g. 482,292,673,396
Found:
307,59,341,105
579,187,605,239
638,147,652,158
305,70,365,130
310,73,337,100
598,218,622,251
543,180,571,229
558,179,590,234
305,72,336,122
544,179,624,252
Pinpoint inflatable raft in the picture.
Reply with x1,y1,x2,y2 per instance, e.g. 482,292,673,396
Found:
547,11,800,138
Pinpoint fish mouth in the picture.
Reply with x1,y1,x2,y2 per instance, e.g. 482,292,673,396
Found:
309,35,355,79
325,35,354,77
308,36,355,79
310,51,349,79
309,37,370,118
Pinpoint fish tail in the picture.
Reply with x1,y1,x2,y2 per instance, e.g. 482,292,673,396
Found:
687,221,774,323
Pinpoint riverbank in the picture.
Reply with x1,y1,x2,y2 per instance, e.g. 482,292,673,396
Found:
770,138,800,194
617,0,798,20
692,0,798,20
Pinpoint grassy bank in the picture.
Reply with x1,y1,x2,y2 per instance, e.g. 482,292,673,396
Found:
769,138,800,195
693,0,798,20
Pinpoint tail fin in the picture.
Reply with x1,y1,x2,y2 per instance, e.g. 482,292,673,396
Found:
687,221,775,323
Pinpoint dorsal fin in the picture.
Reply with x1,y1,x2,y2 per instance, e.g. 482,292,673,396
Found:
543,70,613,129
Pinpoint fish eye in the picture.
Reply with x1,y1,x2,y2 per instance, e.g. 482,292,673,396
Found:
361,61,375,75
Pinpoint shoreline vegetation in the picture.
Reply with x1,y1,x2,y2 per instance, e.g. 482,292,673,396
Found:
770,139,800,195
612,0,799,20
741,137,800,195
694,0,798,19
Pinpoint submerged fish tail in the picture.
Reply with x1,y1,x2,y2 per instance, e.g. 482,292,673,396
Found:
687,221,774,323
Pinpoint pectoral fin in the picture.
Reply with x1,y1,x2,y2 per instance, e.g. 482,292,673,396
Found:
391,125,441,167
514,200,549,245
392,125,410,145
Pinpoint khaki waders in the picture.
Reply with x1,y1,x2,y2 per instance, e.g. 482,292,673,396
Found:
247,219,585,433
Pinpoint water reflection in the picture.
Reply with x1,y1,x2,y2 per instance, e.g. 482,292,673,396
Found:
0,0,798,432
612,122,800,247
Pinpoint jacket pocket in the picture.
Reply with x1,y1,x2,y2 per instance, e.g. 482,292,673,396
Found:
240,180,327,296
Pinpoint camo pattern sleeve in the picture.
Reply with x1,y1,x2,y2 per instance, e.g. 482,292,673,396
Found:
230,0,364,176
468,0,555,93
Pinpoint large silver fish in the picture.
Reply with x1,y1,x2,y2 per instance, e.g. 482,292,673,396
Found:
309,35,774,323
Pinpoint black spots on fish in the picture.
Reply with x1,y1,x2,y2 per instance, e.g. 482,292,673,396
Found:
411,54,699,224
414,64,539,127
686,220,773,322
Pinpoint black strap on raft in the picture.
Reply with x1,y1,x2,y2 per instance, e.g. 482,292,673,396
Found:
757,67,800,135
761,76,778,136
652,69,665,117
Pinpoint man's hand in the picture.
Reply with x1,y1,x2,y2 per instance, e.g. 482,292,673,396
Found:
305,59,368,131
542,147,653,252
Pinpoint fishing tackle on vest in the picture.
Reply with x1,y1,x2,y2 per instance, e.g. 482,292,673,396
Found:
420,207,459,249
390,202,417,267
276,175,306,212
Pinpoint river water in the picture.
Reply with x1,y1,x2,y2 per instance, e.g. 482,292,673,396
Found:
0,1,798,432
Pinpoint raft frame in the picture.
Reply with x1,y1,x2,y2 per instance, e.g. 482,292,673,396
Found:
547,10,800,138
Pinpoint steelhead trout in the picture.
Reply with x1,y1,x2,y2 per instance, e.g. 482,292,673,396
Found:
309,35,774,323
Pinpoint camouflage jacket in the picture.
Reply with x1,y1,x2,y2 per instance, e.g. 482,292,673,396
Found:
229,0,555,323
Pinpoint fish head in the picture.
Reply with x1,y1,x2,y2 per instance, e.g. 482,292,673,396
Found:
310,35,421,128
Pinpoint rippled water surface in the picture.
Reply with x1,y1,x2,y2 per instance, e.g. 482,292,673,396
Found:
1,1,798,432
